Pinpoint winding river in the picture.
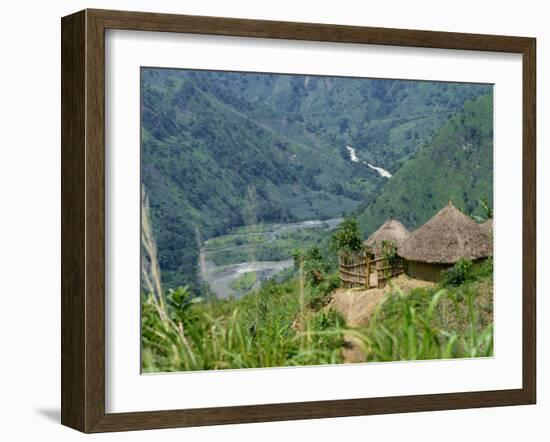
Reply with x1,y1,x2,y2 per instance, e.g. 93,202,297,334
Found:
200,218,342,298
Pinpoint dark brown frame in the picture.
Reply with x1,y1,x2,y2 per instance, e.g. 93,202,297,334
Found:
61,8,536,433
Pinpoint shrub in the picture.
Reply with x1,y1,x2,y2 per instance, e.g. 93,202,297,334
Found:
304,246,330,285
165,286,197,322
381,240,398,265
308,272,341,310
293,245,330,285
474,256,493,279
329,217,364,253
442,257,474,286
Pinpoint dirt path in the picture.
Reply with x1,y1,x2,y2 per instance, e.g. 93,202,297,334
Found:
328,275,435,363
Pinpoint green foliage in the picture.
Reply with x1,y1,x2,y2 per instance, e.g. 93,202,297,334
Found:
380,240,398,265
479,196,493,220
329,217,364,253
476,256,493,278
304,246,330,285
292,245,331,286
442,258,474,287
440,256,493,288
165,286,197,322
307,272,341,310
229,271,257,294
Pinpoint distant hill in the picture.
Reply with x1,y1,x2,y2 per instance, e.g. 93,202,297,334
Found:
358,94,493,236
141,68,491,290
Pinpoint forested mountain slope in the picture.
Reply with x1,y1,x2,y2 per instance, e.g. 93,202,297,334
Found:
358,94,493,236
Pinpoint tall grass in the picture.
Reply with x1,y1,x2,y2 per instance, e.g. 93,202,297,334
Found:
142,278,346,372
348,275,493,362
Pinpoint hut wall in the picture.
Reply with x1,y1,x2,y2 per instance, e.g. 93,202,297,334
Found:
404,258,491,282
405,260,449,282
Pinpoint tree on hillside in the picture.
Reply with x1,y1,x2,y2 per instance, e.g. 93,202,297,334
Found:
329,217,364,253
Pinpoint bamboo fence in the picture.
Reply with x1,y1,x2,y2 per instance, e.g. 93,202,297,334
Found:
339,252,404,289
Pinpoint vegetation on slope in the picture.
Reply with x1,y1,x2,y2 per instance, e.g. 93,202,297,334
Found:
358,93,493,236
229,271,257,294
356,258,493,361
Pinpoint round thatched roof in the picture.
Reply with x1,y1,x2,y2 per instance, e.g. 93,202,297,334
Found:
365,219,410,255
480,218,493,235
399,203,493,264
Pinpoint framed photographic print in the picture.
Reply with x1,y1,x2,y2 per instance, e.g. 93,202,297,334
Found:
61,9,536,433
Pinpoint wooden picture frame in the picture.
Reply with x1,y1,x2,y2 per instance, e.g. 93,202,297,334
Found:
61,8,536,433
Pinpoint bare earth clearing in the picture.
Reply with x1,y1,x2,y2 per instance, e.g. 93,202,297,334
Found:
328,275,434,362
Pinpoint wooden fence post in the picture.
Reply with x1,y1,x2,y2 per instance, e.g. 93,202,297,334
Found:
365,254,370,290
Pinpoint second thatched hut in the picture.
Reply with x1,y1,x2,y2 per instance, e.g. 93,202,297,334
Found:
398,202,493,282
364,218,410,257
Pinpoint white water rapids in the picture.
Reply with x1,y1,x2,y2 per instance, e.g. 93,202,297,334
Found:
345,145,392,178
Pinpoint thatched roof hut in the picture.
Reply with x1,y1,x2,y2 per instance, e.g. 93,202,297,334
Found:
399,202,493,265
365,219,410,255
480,218,493,236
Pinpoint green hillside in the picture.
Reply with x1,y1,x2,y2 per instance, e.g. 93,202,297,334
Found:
141,68,491,291
358,94,493,235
